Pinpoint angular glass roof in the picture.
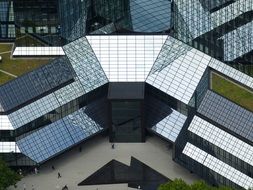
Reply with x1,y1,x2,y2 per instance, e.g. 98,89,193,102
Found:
64,37,108,92
182,142,253,189
146,37,211,104
150,107,186,142
188,116,253,167
16,98,107,163
0,142,20,153
208,59,253,89
0,115,13,130
0,56,75,112
145,96,186,142
198,90,253,142
8,80,86,129
86,35,167,82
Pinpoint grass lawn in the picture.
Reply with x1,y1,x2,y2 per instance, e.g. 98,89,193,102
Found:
0,72,15,85
0,44,51,85
211,72,253,112
0,44,13,52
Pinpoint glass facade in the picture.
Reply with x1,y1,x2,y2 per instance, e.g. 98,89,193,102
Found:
13,0,62,46
145,95,187,143
86,35,167,82
0,0,15,39
198,90,253,142
173,0,253,75
182,142,253,189
146,37,211,104
111,101,143,142
0,56,75,113
63,36,109,92
16,97,108,163
0,1,252,187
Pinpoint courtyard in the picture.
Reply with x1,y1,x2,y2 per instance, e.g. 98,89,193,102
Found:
8,135,199,190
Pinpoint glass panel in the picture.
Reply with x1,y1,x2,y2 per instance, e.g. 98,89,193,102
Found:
111,101,142,142
86,35,167,82
197,90,253,142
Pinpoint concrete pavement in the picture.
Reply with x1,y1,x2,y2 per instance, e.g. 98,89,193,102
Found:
9,135,199,190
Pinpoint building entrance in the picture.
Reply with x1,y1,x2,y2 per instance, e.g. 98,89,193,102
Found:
108,82,145,142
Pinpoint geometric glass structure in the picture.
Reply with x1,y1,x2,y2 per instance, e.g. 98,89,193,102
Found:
0,1,253,189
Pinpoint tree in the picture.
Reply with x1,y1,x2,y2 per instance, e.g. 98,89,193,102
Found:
159,179,189,190
158,179,234,190
0,159,21,190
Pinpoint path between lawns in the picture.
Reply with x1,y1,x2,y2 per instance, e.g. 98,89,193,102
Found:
0,69,17,78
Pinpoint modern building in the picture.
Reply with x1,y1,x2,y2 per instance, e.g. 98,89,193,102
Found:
0,1,253,189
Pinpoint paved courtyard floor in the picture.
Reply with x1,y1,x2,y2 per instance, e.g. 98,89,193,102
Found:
9,135,199,190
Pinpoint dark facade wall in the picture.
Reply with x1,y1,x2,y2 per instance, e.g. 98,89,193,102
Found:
188,68,209,108
13,0,62,46
58,0,87,42
173,1,253,76
0,0,15,40
58,0,131,41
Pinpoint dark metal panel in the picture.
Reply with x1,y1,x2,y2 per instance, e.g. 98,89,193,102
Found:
108,82,144,100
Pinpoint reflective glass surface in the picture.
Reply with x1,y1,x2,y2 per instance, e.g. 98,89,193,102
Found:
150,109,186,143
182,143,253,189
188,116,253,166
211,0,253,28
149,37,192,74
16,98,107,163
0,142,20,153
174,0,212,40
14,0,61,46
0,115,13,130
8,77,86,129
199,0,235,12
198,90,253,142
86,35,167,82
58,0,87,41
8,93,60,129
17,119,74,163
0,1,8,22
146,37,211,104
0,1,15,38
0,56,75,112
145,96,186,142
208,59,253,89
63,37,108,92
220,21,253,61
111,101,142,142
174,0,253,41
130,0,171,32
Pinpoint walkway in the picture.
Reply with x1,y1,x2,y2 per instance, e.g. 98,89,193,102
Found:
0,69,17,78
9,136,199,190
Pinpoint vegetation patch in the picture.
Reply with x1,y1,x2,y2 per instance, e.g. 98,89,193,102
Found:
0,159,21,190
159,179,234,190
0,44,50,85
211,72,253,112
